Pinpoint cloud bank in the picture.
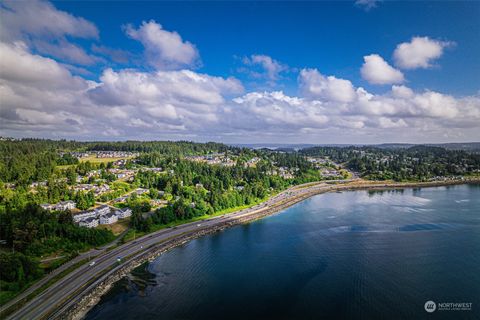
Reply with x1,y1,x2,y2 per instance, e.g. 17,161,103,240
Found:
0,0,478,143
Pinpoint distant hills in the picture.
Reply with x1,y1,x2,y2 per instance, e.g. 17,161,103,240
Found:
376,143,480,152
233,142,480,153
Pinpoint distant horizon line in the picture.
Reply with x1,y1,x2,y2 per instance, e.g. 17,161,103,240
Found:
1,136,479,146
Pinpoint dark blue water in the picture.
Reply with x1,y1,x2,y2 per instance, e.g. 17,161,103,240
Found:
85,185,480,320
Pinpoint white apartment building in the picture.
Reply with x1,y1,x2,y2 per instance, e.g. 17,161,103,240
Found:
55,200,76,211
116,208,132,219
79,217,99,228
99,212,118,225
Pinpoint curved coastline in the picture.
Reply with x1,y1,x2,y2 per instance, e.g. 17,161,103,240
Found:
9,178,480,320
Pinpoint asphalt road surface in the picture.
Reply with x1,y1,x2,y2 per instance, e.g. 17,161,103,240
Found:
8,181,350,320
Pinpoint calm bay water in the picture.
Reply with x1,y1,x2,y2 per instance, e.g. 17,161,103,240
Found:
85,185,480,320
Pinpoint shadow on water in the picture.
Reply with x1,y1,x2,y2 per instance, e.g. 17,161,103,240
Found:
97,262,157,302
367,188,405,197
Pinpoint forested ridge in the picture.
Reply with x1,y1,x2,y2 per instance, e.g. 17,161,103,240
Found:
300,145,480,181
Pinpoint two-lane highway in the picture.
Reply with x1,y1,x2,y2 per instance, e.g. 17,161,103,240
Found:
8,181,341,320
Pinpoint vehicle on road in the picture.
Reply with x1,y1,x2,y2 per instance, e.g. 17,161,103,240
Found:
89,261,96,267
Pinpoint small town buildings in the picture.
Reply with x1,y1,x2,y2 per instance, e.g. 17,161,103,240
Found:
113,159,127,167
93,151,139,158
99,212,118,225
96,205,111,216
245,157,260,168
151,199,168,207
142,167,163,172
40,203,54,210
79,217,99,228
135,188,148,195
73,210,97,223
30,181,47,188
70,152,90,159
78,218,98,228
56,200,76,211
116,208,132,219
41,201,76,211
76,205,132,227
94,184,110,196
113,196,128,203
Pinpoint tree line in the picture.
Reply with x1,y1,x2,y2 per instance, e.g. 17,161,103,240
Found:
300,145,480,181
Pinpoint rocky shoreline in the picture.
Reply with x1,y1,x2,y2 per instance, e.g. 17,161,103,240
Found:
60,178,480,320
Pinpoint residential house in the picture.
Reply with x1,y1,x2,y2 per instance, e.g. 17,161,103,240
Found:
135,188,148,195
151,199,168,207
40,203,54,210
55,200,76,211
113,196,128,203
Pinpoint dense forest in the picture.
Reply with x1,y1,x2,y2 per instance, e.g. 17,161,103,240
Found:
0,204,113,301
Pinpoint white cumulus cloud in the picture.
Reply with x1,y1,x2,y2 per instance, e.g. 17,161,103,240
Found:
0,0,99,41
0,0,101,66
361,54,405,85
393,36,453,69
299,69,356,103
241,54,289,82
125,20,200,70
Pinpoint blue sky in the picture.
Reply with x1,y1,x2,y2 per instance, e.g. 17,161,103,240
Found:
1,0,479,143
53,0,480,95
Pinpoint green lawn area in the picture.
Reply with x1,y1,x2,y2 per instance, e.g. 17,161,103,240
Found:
80,155,134,164
56,164,75,169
